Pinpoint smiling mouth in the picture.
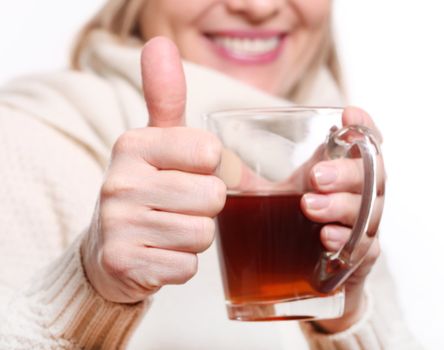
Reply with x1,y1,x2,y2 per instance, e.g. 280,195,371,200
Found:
205,32,287,64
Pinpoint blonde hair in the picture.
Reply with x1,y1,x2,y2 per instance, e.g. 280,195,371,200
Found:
71,0,343,101
71,0,147,68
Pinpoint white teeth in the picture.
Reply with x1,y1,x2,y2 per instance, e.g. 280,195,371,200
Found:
213,36,280,55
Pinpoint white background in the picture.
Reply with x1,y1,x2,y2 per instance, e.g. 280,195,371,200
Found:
1,1,443,348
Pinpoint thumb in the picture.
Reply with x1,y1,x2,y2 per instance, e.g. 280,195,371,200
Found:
141,36,186,127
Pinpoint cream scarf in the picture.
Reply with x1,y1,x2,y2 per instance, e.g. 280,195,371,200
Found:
79,30,345,125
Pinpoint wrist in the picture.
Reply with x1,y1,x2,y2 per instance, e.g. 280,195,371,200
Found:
80,229,100,292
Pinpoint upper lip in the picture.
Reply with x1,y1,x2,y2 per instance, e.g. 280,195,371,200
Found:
204,30,288,39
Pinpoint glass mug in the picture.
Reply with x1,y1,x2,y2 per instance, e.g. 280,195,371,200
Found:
205,107,383,322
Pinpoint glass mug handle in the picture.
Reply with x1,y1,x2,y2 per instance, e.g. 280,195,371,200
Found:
314,125,383,293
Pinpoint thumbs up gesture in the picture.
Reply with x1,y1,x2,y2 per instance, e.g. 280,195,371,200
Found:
81,37,226,303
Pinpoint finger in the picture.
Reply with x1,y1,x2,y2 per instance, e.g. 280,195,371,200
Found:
310,157,385,194
301,192,384,233
112,128,222,174
139,211,216,253
319,225,381,282
320,225,350,251
145,171,226,216
103,203,216,253
342,106,383,143
142,36,186,127
103,169,226,217
127,247,198,289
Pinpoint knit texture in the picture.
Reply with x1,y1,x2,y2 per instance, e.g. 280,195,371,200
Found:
0,30,421,349
0,236,147,349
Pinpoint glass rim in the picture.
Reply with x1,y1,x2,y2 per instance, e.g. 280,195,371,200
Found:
204,105,344,121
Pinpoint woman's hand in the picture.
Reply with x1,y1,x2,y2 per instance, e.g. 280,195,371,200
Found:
301,106,385,333
81,37,226,304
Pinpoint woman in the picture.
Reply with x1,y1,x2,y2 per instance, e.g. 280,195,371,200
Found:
0,0,419,349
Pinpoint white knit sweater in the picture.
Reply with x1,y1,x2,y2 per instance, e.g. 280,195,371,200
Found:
0,31,421,349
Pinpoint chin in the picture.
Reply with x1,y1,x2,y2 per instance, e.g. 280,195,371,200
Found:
216,68,283,95
237,76,284,96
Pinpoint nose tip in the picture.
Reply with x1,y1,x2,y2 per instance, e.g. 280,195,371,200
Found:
225,0,285,22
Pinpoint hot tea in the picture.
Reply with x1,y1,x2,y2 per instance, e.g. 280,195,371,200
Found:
217,192,332,307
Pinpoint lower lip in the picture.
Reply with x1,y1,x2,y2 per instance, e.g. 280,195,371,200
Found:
205,35,287,65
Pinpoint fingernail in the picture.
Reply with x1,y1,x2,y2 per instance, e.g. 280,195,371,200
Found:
304,194,329,210
314,165,337,186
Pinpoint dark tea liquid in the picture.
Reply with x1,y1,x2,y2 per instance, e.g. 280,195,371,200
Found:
217,192,329,305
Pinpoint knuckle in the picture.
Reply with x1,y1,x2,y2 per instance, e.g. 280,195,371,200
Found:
101,175,135,200
193,217,216,252
143,252,198,287
337,194,357,225
367,240,381,263
144,274,163,290
192,132,223,171
101,243,130,279
99,205,119,233
207,176,227,214
337,158,362,189
99,202,137,235
151,98,185,123
180,254,198,282
112,130,140,156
